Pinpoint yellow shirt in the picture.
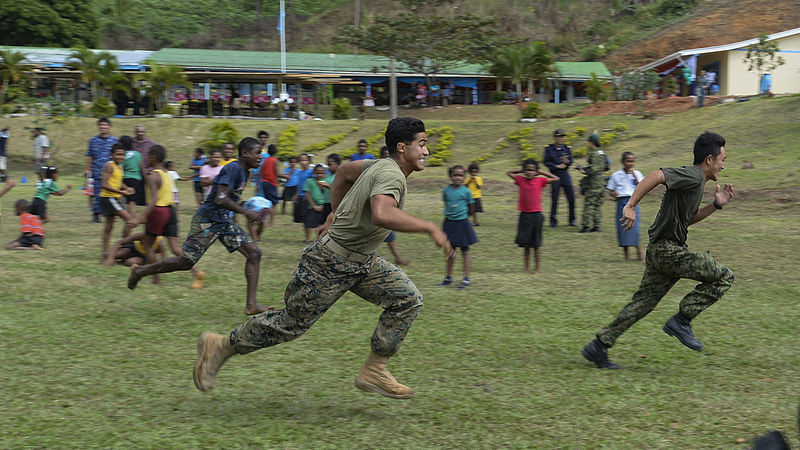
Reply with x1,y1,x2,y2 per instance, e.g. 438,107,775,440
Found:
465,175,483,199
100,162,124,198
133,236,163,255
220,158,236,166
149,169,174,206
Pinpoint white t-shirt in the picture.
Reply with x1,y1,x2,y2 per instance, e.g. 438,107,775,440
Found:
606,169,644,197
33,135,50,159
168,170,180,193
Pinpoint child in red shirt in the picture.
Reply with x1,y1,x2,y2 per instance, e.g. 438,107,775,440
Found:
506,159,559,274
8,199,44,250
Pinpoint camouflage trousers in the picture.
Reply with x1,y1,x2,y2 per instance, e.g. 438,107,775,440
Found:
581,189,604,229
597,239,734,347
230,236,423,357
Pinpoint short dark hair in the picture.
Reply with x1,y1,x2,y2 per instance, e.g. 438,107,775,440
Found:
149,144,166,162
209,149,223,157
258,130,269,138
358,139,368,145
119,135,133,151
224,141,235,148
621,151,635,162
15,198,29,212
97,117,111,125
45,166,58,178
448,164,465,177
468,162,480,172
111,143,125,152
299,152,311,163
34,127,44,133
165,160,174,170
195,147,205,155
693,131,725,164
385,117,425,156
327,153,341,165
237,137,260,156
523,158,539,169
267,144,277,156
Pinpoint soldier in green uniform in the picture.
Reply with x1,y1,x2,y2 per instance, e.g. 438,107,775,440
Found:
192,117,454,398
578,134,607,233
582,131,734,369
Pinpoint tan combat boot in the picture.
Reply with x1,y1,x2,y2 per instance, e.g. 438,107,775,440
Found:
354,352,415,399
193,331,236,392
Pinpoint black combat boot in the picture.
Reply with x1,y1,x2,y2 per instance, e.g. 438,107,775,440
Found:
579,227,590,233
663,313,703,351
581,338,619,369
590,227,600,232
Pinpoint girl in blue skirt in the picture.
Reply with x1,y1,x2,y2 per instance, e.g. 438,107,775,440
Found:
606,152,644,261
438,165,477,289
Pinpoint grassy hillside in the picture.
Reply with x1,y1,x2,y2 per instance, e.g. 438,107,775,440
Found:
1,96,799,448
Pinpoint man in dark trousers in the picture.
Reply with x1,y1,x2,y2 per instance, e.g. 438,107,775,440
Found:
582,131,734,369
544,129,575,227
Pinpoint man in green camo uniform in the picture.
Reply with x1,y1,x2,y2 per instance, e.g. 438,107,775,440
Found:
582,131,735,369
578,134,607,233
192,117,453,398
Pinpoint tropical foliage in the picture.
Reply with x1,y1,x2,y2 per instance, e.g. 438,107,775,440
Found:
0,48,28,103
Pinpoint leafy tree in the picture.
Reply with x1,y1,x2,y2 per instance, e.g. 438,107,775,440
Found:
527,42,556,98
138,61,189,114
584,72,610,103
488,42,554,101
0,48,29,103
0,0,98,47
96,59,132,99
743,33,786,95
336,1,500,85
615,70,660,100
67,47,118,102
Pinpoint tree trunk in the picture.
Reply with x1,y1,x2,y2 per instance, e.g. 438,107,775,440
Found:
496,77,502,93
515,82,522,101
91,80,98,102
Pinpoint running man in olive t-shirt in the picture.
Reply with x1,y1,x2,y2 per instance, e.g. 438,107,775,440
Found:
582,131,734,369
192,117,454,398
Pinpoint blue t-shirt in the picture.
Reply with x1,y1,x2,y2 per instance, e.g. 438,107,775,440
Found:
197,161,249,223
86,135,118,177
191,156,207,182
283,167,301,187
350,153,376,161
294,168,314,197
442,184,474,221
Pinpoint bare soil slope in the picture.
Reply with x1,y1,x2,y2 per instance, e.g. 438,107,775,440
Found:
605,0,800,71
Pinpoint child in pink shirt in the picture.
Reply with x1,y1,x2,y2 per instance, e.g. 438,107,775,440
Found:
506,159,559,274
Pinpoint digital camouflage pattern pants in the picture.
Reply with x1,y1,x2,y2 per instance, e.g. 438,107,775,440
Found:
230,239,423,357
597,239,734,347
581,189,604,229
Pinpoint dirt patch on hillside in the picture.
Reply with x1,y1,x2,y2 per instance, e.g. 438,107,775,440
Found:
576,96,722,116
605,0,800,71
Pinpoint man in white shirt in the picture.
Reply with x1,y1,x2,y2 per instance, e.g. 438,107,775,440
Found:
32,127,50,177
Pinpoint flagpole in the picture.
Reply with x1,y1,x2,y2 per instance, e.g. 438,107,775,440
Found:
279,0,286,96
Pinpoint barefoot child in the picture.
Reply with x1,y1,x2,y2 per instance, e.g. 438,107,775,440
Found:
30,166,71,223
99,144,137,257
104,232,166,267
302,164,328,242
135,146,204,288
128,138,272,314
506,159,559,274
437,165,478,289
7,199,44,250
465,162,484,226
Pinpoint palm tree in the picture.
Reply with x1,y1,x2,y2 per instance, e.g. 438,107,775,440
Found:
96,58,132,99
488,45,529,100
0,48,28,103
66,46,118,101
526,42,555,101
139,61,189,114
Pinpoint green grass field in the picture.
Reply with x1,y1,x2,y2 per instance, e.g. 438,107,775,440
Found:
1,97,799,448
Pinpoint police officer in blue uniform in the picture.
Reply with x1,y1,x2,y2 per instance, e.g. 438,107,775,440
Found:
543,129,576,227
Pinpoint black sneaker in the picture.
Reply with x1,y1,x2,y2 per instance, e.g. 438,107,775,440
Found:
581,339,619,369
456,279,470,290
663,313,703,351
437,278,452,286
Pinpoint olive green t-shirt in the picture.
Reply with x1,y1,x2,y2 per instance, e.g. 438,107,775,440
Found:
328,158,406,254
648,165,706,245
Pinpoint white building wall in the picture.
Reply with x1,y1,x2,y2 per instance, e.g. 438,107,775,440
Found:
725,33,800,96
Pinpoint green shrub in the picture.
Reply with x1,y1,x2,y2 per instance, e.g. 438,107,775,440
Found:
90,98,116,118
199,121,241,151
332,98,351,120
490,91,505,104
612,123,629,132
342,128,385,159
1,103,15,114
573,126,587,137
425,126,456,166
276,125,299,159
520,102,542,119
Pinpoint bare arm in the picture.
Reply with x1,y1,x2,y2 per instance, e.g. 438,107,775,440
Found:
200,176,212,187
620,169,666,231
329,160,367,214
214,184,260,222
689,183,734,225
137,170,160,223
371,194,454,257
539,170,560,184
84,156,93,177
53,185,72,196
100,163,129,195
505,169,522,180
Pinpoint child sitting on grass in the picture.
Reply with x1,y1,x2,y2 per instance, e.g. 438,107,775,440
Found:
506,159,559,274
7,199,44,250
